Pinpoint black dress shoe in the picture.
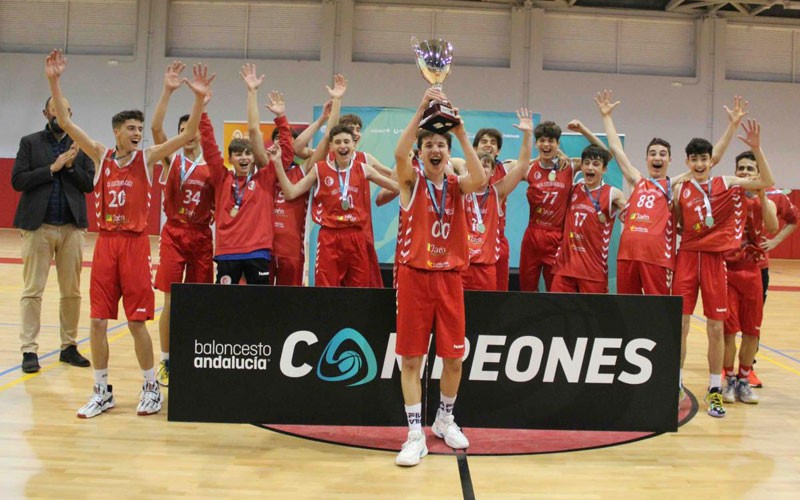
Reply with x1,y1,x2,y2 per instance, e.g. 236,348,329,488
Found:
60,345,91,367
22,352,40,373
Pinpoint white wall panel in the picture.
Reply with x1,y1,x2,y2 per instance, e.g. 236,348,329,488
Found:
727,24,794,83
353,4,510,68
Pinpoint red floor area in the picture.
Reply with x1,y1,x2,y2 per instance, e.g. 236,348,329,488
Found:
261,390,698,456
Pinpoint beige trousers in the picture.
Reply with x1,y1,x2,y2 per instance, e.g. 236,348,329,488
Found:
20,224,85,353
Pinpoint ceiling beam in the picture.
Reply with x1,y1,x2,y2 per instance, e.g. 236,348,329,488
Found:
750,0,782,16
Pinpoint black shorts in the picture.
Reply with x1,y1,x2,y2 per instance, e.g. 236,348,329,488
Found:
215,257,272,285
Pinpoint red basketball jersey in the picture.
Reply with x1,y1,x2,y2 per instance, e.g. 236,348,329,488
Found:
397,171,469,271
162,153,214,226
312,157,370,229
554,183,616,282
525,160,574,231
199,112,276,255
725,195,767,270
465,185,501,265
94,149,151,233
618,177,676,270
678,177,744,253
760,189,800,269
273,164,308,259
491,161,509,235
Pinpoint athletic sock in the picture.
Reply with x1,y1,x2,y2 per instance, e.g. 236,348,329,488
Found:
161,352,170,362
724,366,735,378
438,393,456,419
143,368,156,383
405,403,422,432
709,373,722,391
737,365,752,380
94,369,108,388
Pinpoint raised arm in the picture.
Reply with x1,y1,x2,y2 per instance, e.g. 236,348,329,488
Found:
269,144,316,200
146,64,214,171
728,120,775,191
45,49,104,164
395,90,439,204
265,91,294,168
495,108,533,200
240,63,269,167
151,61,185,147
293,99,332,159
300,75,347,173
567,119,607,151
711,96,748,167
595,89,641,186
454,117,486,195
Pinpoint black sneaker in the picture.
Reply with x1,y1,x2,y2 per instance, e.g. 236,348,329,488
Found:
22,352,40,373
60,345,91,367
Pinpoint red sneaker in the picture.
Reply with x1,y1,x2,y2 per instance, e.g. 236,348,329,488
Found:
749,369,763,388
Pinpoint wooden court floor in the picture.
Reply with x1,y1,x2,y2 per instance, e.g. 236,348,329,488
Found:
0,228,798,499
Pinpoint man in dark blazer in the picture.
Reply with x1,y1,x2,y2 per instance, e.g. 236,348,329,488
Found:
12,97,94,373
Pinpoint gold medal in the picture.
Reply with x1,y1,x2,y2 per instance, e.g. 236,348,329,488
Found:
548,170,557,182
598,213,607,223
230,205,239,218
178,207,186,214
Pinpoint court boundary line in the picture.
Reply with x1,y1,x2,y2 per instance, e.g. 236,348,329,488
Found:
0,308,164,388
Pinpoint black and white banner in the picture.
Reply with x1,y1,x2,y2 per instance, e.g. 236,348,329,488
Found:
169,285,680,432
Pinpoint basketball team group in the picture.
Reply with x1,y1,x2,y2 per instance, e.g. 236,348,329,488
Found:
12,49,797,467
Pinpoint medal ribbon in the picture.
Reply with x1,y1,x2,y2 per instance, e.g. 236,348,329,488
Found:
333,155,355,207
690,178,714,224
232,172,253,209
180,153,203,187
470,186,490,229
425,175,448,222
647,176,672,204
583,182,605,218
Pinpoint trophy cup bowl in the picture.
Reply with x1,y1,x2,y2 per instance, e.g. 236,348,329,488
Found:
411,37,460,133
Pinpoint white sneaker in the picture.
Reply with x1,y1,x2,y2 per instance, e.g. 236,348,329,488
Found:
736,378,759,404
722,376,736,404
395,430,428,467
137,381,163,416
77,384,115,419
432,414,469,449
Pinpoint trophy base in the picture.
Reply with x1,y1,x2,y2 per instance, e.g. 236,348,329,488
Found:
420,101,460,134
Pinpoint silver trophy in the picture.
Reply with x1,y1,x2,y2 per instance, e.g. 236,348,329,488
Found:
411,37,459,133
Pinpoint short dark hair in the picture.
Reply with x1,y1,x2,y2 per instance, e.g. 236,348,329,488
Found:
534,121,561,141
178,114,190,133
735,150,757,168
228,138,252,156
685,138,713,157
44,96,53,110
417,129,452,150
647,137,671,156
112,110,144,129
328,124,356,142
473,128,503,151
581,145,611,166
339,114,363,129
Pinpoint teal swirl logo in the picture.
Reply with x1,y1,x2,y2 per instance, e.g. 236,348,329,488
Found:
316,328,377,387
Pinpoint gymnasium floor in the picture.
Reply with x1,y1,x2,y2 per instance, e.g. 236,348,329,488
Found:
0,229,798,499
